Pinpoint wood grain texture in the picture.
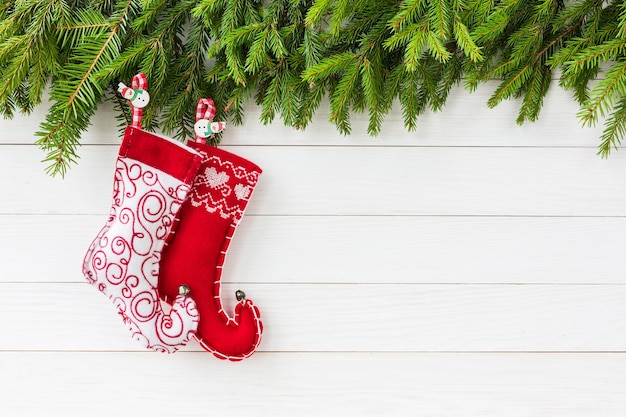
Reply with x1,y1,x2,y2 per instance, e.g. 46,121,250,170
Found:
2,283,625,352
2,145,626,216
3,215,626,284
0,352,624,417
0,79,624,416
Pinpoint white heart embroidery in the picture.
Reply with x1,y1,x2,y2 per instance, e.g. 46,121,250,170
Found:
234,183,250,200
205,167,229,188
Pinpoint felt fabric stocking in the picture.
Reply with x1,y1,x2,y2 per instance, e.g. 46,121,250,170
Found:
83,126,202,353
159,141,263,360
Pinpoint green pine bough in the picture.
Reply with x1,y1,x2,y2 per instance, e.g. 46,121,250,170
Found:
1,0,624,176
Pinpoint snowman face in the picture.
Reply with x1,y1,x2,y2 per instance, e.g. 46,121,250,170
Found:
131,89,150,108
194,119,210,138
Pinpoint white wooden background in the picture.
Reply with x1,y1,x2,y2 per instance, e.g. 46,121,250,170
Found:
1,82,626,416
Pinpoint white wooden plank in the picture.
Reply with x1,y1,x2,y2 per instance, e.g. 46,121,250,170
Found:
3,76,623,417
0,352,624,417
1,283,625,352
3,214,626,285
2,145,626,216
0,82,608,147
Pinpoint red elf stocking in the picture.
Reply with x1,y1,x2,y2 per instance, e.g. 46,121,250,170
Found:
82,74,201,353
159,99,263,360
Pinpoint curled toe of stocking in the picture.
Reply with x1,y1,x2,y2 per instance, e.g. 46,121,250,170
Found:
194,296,263,361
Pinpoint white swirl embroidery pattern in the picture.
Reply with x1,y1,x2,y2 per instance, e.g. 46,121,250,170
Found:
83,157,199,353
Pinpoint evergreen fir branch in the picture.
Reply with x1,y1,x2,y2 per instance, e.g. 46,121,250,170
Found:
428,0,451,38
462,0,495,26
472,11,511,44
95,40,154,81
403,23,429,71
487,64,532,108
328,0,353,36
36,102,94,177
579,60,626,127
280,73,304,127
329,59,360,134
415,53,443,110
267,26,288,57
598,96,626,157
471,57,516,82
360,57,383,134
260,70,282,123
399,68,422,131
381,62,404,111
551,0,598,32
303,52,358,81
384,22,426,51
226,82,256,125
436,52,462,107
508,24,543,61
302,25,322,67
28,36,56,106
56,9,109,48
193,0,225,20
132,0,169,30
453,17,482,62
225,45,248,85
564,66,600,105
1,94,15,118
516,63,550,124
532,0,556,23
15,82,33,114
388,0,426,31
426,30,451,62
617,1,626,40
547,36,589,70
90,0,117,14
8,0,626,175
563,39,626,74
0,0,66,106
305,0,335,26
141,38,169,97
0,36,33,103
295,81,324,129
159,18,213,138
64,0,135,113
245,26,271,73
222,22,263,48
57,32,121,115
220,0,262,33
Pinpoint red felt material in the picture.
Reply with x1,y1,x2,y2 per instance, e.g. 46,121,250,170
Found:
121,126,200,184
159,141,263,360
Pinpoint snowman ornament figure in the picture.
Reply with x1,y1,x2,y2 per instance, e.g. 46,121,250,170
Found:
118,82,150,108
194,119,226,139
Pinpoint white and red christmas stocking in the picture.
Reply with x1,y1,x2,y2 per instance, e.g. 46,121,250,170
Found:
159,102,263,360
83,75,202,353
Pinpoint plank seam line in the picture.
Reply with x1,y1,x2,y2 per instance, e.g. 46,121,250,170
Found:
1,143,614,150
0,350,625,354
3,213,626,219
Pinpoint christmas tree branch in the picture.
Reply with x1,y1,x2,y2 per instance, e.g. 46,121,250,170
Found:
2,0,626,176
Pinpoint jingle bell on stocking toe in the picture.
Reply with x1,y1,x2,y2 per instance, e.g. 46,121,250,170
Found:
82,74,202,353
158,98,263,361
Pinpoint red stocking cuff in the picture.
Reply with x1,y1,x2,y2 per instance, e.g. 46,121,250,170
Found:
120,126,201,184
